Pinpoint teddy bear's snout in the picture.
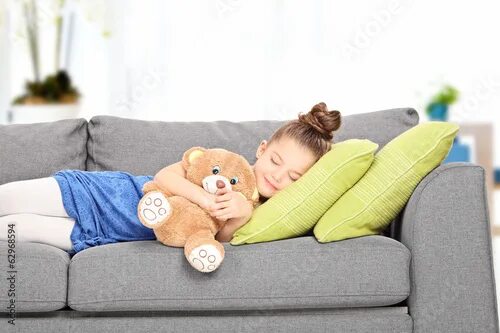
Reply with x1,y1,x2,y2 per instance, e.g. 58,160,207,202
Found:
202,175,233,194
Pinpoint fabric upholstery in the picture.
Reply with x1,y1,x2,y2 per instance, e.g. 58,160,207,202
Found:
0,242,69,312
68,236,410,312
85,108,418,175
0,119,87,185
399,162,499,333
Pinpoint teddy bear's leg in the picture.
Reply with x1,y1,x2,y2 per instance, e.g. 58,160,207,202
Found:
137,191,173,228
184,228,225,273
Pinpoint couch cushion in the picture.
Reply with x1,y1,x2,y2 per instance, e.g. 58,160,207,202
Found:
67,235,410,312
86,108,418,175
0,242,70,312
0,118,88,185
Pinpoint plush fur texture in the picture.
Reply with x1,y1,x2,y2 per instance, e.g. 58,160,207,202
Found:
137,147,259,273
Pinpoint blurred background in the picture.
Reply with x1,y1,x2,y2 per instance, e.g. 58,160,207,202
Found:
1,0,499,309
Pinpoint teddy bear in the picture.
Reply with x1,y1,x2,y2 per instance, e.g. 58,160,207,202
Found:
137,146,259,273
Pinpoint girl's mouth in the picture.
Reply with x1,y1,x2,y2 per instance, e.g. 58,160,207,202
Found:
264,177,277,191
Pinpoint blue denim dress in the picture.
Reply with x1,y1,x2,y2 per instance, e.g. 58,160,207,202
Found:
52,169,156,255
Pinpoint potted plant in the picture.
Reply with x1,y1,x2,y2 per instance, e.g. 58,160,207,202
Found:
425,84,470,163
425,85,459,121
9,0,80,124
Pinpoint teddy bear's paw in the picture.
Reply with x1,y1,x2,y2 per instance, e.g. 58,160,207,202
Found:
188,245,223,273
138,191,172,227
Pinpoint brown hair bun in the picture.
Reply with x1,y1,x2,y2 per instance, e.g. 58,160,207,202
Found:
298,102,341,141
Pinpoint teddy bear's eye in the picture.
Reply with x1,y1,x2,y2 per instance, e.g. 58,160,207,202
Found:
230,177,238,185
212,166,221,175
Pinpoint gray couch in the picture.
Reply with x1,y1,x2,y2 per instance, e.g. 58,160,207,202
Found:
0,108,498,333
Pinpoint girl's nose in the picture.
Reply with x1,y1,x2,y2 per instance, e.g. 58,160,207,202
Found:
271,169,286,184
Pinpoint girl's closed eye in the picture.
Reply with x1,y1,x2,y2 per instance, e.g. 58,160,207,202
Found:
271,156,299,181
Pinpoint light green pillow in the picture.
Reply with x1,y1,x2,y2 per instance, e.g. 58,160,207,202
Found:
230,139,379,245
313,121,459,243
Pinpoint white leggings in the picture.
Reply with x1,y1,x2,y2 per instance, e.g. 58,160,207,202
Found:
0,177,75,252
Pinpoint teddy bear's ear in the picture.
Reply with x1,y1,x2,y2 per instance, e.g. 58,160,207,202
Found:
182,146,207,170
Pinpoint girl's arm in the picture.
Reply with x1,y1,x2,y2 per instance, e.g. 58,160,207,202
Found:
153,161,212,210
215,200,253,242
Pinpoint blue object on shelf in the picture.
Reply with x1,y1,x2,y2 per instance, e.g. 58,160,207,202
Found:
443,137,470,164
428,103,449,121
495,168,500,185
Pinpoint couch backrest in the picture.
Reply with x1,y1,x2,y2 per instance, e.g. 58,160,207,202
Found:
0,108,419,185
86,107,419,176
0,119,88,185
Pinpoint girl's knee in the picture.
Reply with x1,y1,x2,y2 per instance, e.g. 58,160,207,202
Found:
0,214,74,250
0,214,33,242
0,178,65,217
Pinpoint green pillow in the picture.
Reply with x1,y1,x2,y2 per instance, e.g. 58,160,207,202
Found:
313,121,459,243
230,139,379,245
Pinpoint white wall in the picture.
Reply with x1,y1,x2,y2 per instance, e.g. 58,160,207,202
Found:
0,0,10,124
1,0,499,162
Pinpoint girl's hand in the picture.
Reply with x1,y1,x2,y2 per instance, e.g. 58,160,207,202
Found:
208,186,252,222
200,192,217,211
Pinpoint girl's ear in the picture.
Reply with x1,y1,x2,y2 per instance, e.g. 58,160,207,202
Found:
256,140,267,159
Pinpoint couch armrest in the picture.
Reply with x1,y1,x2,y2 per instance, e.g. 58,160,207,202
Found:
399,162,499,332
